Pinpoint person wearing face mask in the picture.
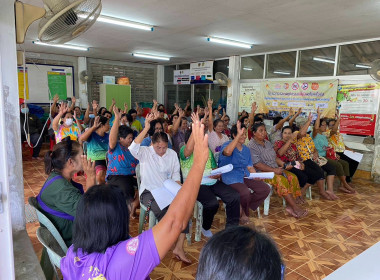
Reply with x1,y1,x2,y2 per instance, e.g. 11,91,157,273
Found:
52,103,83,143
20,103,43,159
37,137,96,246
107,107,139,219
207,99,229,162
129,114,192,264
79,115,110,184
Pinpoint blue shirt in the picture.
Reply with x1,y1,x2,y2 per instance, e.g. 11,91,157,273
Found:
136,116,145,128
106,143,139,178
86,132,109,161
141,136,173,149
313,133,328,157
218,141,252,185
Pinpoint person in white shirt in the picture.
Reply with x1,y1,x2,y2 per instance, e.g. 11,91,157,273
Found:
129,114,192,264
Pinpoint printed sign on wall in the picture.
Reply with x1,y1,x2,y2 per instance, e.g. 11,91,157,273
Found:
173,69,190,85
190,61,213,84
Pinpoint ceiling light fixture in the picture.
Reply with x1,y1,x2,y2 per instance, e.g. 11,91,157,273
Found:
273,71,291,75
243,67,253,71
355,64,372,69
207,37,253,49
32,41,89,51
97,15,154,31
313,57,335,64
132,53,170,61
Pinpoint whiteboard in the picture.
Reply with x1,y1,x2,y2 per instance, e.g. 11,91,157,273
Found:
22,63,74,103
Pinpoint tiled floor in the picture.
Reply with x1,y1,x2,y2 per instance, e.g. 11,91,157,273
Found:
23,144,380,280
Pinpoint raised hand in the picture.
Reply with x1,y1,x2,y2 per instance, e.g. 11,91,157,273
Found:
59,102,68,115
186,100,190,107
153,99,158,105
174,103,179,109
144,113,155,129
113,106,122,119
112,98,116,105
308,112,313,122
317,107,320,115
81,155,96,179
192,119,209,165
135,102,139,109
124,102,128,111
92,101,98,111
218,104,222,111
296,108,302,116
222,108,226,117
236,121,245,137
289,107,294,116
191,112,200,124
71,96,76,105
73,110,77,121
251,102,257,113
53,94,59,103
94,116,101,128
207,99,213,108
178,108,185,118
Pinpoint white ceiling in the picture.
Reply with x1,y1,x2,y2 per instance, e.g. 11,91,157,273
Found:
20,0,380,65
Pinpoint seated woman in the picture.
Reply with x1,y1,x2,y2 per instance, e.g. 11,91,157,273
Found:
79,116,110,184
180,113,240,237
129,114,190,263
172,108,190,153
219,122,271,224
293,115,338,200
106,108,139,218
140,118,173,149
274,125,331,200
313,109,355,194
207,99,229,161
327,116,359,183
61,120,210,279
248,122,308,218
269,108,301,144
52,103,83,143
196,226,283,280
37,137,96,246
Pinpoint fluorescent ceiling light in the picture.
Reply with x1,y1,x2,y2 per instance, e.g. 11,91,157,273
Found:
207,37,252,49
79,14,154,31
132,53,170,61
313,57,335,64
243,67,253,71
355,64,372,69
32,41,89,51
273,71,291,75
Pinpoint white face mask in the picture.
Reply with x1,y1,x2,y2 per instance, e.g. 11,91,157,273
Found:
65,118,73,126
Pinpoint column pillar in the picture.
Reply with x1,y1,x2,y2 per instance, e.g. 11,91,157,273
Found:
77,56,88,108
226,55,240,124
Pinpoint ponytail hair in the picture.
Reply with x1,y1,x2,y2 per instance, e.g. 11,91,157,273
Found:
44,137,81,175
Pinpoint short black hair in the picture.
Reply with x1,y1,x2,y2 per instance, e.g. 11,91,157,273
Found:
103,110,112,117
281,125,293,133
158,108,165,113
118,126,134,139
239,116,248,124
151,131,168,144
121,113,133,123
98,107,106,114
252,122,265,133
196,226,283,280
99,116,109,126
74,106,81,110
254,114,264,123
213,119,224,129
148,119,163,136
170,113,179,124
180,117,188,127
73,184,129,254
128,109,137,115
231,123,246,139
273,116,283,126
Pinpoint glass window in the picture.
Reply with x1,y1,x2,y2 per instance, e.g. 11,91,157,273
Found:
266,51,296,78
214,59,229,78
298,47,336,77
338,41,380,75
240,55,265,79
178,64,190,70
177,85,191,109
164,85,177,112
210,85,227,108
194,85,209,109
164,65,176,82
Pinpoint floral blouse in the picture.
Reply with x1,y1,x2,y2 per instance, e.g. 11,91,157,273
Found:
325,129,345,153
294,134,315,161
274,140,301,162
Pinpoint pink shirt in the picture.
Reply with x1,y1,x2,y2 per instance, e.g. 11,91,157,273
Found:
208,130,229,155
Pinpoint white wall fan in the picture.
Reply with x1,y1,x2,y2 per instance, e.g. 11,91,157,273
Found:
15,0,102,44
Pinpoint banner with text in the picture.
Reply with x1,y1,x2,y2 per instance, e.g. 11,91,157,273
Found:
259,80,338,118
239,83,261,113
18,67,29,100
337,83,380,136
190,61,213,84
173,69,190,85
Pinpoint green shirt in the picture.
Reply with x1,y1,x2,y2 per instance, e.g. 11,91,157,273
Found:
37,172,82,246
132,120,143,132
179,145,217,186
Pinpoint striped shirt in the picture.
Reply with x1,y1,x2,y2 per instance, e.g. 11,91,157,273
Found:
248,138,278,171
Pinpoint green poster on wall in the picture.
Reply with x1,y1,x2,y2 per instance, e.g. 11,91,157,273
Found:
47,72,67,100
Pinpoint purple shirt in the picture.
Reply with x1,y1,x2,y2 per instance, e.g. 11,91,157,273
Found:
60,229,160,280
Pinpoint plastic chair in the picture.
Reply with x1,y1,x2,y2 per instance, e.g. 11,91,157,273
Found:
28,197,68,253
36,227,65,280
257,183,273,218
136,164,158,234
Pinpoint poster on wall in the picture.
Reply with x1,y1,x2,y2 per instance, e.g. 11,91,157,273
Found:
337,83,380,136
190,61,213,84
47,71,67,100
259,80,338,118
173,69,190,84
239,83,261,113
18,67,29,100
